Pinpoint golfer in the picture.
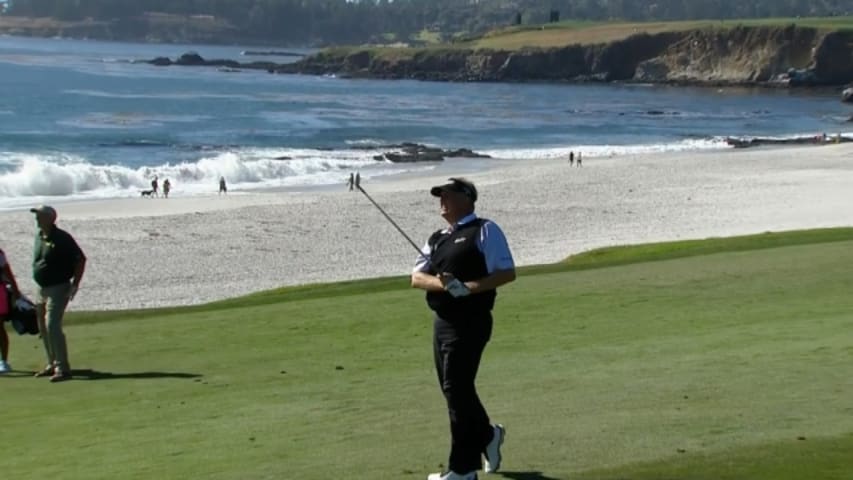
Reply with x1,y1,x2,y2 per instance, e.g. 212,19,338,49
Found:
31,205,86,383
411,177,516,480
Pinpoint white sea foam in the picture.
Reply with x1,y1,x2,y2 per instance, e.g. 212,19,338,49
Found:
63,89,260,102
482,137,730,160
0,147,418,208
2,135,820,209
345,138,387,146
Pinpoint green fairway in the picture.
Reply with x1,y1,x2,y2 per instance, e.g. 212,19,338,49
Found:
464,16,853,50
4,228,853,479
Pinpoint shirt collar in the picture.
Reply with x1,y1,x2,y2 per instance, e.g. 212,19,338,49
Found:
443,213,478,233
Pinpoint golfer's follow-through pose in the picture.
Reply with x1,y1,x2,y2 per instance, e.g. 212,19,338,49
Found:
411,177,516,480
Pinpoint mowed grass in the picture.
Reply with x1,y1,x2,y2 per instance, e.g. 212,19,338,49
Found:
4,228,853,479
466,16,853,50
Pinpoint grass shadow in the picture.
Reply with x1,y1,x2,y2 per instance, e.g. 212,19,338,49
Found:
69,369,202,380
0,369,39,378
499,472,563,480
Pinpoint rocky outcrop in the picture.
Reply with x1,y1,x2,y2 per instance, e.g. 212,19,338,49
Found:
145,52,278,72
142,25,853,88
812,31,853,85
285,25,853,87
726,133,848,148
635,25,820,84
366,143,491,163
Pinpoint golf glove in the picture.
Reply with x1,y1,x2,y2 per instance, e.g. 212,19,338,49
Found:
445,278,471,298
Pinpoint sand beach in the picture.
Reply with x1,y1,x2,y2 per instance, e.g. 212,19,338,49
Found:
2,144,851,311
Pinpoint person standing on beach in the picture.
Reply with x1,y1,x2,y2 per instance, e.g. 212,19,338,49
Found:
151,176,159,197
569,151,574,166
219,176,228,195
577,151,582,167
411,177,516,480
30,205,86,383
0,247,23,374
162,179,171,198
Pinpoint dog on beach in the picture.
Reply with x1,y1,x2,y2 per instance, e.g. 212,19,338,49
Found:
140,189,155,197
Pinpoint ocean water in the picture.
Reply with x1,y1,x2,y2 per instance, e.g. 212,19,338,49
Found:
0,35,849,208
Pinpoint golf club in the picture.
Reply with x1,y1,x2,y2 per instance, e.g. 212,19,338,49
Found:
350,174,469,296
349,172,426,258
350,172,472,296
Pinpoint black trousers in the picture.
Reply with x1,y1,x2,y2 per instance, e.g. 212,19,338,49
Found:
433,312,496,473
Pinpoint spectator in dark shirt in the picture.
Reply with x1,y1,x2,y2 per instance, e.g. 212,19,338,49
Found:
30,205,86,383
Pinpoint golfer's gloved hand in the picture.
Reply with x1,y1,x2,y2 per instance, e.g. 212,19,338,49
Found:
444,278,471,298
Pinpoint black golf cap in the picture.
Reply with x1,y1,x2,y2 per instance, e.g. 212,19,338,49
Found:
430,177,477,203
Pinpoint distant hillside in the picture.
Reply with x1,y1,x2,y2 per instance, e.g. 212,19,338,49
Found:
0,14,240,44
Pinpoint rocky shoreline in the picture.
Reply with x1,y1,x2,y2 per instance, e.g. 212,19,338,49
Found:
361,142,490,163
144,25,853,92
725,133,851,149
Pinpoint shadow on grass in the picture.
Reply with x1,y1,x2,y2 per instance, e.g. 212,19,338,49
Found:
499,472,563,480
0,370,38,378
69,369,202,380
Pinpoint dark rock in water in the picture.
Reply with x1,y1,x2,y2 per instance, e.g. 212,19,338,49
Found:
778,67,820,87
385,151,444,162
273,156,292,160
379,142,491,163
147,52,245,70
726,133,847,148
444,148,490,158
177,52,205,66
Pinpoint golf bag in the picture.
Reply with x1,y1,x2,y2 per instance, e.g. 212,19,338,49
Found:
2,284,39,335
0,282,7,317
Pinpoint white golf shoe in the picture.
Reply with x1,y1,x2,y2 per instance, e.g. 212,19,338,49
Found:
426,470,478,480
483,424,505,474
0,361,11,373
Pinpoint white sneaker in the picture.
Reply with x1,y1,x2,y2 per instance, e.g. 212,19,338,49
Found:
0,361,11,373
427,471,478,480
483,424,505,474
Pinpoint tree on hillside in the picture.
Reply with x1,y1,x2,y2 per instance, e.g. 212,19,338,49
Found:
6,0,853,45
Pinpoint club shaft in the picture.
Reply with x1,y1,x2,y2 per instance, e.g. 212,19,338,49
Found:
357,185,425,257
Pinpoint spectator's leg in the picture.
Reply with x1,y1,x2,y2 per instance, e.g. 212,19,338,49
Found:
0,323,9,362
44,284,71,373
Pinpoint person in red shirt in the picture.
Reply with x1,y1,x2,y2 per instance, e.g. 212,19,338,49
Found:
0,247,23,373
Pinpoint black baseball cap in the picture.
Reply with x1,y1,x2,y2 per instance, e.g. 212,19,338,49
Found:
430,177,477,203
30,205,57,221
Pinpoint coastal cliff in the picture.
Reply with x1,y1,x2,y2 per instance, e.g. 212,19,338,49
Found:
282,25,853,86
